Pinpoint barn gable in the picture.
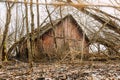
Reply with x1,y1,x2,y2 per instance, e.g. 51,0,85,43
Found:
38,14,89,42
35,14,89,57
8,14,89,61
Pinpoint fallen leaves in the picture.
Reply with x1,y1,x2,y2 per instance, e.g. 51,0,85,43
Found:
0,61,120,80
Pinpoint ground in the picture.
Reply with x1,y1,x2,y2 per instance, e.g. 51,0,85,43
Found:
0,60,120,80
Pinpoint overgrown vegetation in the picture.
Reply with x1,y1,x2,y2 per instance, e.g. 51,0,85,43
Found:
0,0,120,79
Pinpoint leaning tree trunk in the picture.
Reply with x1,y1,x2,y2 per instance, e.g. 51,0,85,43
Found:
45,0,57,49
0,2,14,61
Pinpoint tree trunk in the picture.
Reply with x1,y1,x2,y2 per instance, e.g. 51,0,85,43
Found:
24,0,31,62
36,0,40,28
0,2,14,61
29,0,35,69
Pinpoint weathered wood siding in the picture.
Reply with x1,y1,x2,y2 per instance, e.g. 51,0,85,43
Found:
18,15,89,61
41,17,89,54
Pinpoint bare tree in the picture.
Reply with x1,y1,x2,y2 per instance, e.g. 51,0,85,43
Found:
19,3,25,38
36,0,40,27
24,0,31,63
0,2,14,61
28,0,35,71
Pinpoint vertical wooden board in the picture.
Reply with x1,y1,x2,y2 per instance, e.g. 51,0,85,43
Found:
56,38,64,48
62,17,89,53
42,31,54,53
55,23,64,38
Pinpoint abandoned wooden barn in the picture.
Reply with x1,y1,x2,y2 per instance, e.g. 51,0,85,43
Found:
8,14,89,61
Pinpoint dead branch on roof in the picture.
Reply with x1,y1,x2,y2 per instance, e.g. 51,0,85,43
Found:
90,8,120,21
45,0,57,49
80,9,120,34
